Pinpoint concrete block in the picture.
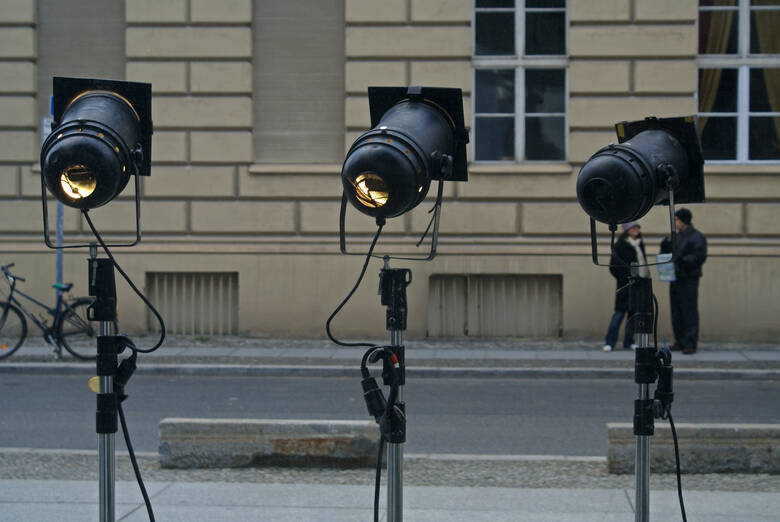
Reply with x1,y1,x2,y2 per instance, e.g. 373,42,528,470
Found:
569,130,618,163
411,0,471,23
411,201,518,234
345,96,370,128
346,61,407,93
634,60,697,94
159,418,380,469
570,26,696,58
0,0,34,22
0,96,34,126
635,0,698,22
143,166,235,198
0,130,35,162
346,0,406,22
569,0,630,22
346,26,471,58
153,96,252,128
570,61,630,94
241,166,341,199
127,28,252,58
0,62,35,92
747,203,780,235
570,96,695,128
0,28,34,58
301,200,407,234
126,62,187,93
607,423,780,474
410,61,471,92
522,202,590,234
191,62,252,94
126,0,187,22
191,201,295,233
191,0,251,22
457,170,574,200
151,131,188,163
0,165,18,196
190,131,253,163
82,201,188,233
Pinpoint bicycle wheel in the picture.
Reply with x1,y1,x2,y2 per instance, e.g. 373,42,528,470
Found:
58,298,109,360
0,302,27,360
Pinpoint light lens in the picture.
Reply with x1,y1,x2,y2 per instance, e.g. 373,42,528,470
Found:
59,165,97,200
353,172,389,208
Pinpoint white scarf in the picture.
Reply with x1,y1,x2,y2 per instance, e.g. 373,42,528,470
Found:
626,236,649,278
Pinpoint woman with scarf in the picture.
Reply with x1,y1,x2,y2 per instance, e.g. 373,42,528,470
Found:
603,221,649,352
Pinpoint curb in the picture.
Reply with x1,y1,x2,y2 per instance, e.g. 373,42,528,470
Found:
1,362,778,380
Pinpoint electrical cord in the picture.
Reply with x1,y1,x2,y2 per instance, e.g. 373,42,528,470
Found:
118,402,155,521
82,210,166,352
326,224,384,347
667,410,688,522
374,434,384,522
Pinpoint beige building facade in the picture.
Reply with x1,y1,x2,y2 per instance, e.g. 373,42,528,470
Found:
0,0,778,341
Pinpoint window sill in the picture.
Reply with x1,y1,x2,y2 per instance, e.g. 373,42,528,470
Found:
704,163,780,175
468,162,571,175
248,164,341,175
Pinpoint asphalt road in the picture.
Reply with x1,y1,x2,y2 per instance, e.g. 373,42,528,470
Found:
2,373,779,456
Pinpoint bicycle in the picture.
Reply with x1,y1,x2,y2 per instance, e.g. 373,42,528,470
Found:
0,263,115,360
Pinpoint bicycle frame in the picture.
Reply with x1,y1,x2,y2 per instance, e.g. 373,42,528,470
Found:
2,276,64,337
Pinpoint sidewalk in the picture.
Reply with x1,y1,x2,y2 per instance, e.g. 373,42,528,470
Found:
2,479,779,521
3,336,780,379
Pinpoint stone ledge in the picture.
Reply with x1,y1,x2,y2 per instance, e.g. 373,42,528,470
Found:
159,418,379,469
607,423,780,474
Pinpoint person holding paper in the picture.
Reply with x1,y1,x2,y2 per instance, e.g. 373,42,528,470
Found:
603,221,649,352
661,208,708,354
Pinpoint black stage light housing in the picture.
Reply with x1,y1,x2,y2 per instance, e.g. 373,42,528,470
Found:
40,77,153,248
575,116,705,266
41,77,152,210
576,116,704,226
339,86,469,260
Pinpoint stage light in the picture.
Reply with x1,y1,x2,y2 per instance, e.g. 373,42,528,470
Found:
576,116,704,226
41,77,152,210
341,86,468,222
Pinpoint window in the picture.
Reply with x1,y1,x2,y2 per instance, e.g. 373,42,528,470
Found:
698,0,780,162
473,0,567,162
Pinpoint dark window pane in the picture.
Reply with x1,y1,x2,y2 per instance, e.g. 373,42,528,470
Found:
750,68,780,112
751,1,780,5
749,117,780,160
526,69,565,113
476,12,515,55
526,12,565,55
700,0,736,5
526,0,564,7
525,116,565,160
699,116,737,160
475,117,515,160
698,10,738,54
477,0,514,7
698,68,737,112
475,69,515,113
751,10,780,53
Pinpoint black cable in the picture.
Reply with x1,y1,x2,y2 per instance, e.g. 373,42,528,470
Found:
118,402,155,521
82,210,165,352
668,411,688,522
374,434,384,522
652,293,659,349
326,224,384,347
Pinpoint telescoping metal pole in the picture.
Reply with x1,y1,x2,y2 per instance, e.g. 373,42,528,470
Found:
89,244,118,522
630,267,657,522
380,257,410,522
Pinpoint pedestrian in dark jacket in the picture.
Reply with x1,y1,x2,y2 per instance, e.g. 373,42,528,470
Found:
603,221,649,352
661,208,707,354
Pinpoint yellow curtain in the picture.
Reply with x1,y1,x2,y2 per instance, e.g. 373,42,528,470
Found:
752,1,780,141
699,2,736,132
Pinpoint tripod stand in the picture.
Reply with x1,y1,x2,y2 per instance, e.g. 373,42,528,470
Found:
629,266,676,522
378,257,409,522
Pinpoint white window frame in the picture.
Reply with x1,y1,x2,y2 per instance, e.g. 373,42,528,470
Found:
472,1,569,163
697,0,780,163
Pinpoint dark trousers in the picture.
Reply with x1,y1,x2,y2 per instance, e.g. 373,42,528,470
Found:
605,310,635,348
670,277,700,349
